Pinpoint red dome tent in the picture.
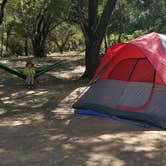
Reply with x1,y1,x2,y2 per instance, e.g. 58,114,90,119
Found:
73,32,166,128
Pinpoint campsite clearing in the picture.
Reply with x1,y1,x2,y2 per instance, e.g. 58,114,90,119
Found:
0,54,166,166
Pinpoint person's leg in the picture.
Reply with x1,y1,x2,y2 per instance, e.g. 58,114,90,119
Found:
31,74,34,85
26,74,31,88
25,77,28,85
30,74,35,87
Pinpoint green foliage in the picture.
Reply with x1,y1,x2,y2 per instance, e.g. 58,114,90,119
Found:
0,0,71,57
0,0,165,57
8,39,24,56
104,0,166,46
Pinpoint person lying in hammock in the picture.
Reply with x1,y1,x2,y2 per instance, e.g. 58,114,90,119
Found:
24,61,35,88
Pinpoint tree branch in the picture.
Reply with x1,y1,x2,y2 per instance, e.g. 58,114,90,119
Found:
94,0,117,46
0,0,7,24
48,20,64,32
88,0,98,37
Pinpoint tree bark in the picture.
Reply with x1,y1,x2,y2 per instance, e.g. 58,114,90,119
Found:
104,32,108,52
54,32,74,54
81,0,117,79
31,2,52,57
24,37,28,56
0,0,7,25
83,41,101,79
0,23,4,56
32,38,46,57
33,47,46,57
6,31,9,51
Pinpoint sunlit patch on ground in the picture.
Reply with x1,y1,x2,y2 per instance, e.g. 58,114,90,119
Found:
51,86,87,116
0,54,166,166
48,65,85,79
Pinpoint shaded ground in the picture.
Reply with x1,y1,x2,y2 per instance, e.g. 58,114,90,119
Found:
0,53,166,166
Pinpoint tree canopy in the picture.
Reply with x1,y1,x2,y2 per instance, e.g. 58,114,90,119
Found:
0,0,165,78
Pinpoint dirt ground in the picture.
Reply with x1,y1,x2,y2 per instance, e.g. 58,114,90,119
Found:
0,53,166,166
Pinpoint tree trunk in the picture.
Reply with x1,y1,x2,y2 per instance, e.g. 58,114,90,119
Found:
59,47,64,54
24,37,28,56
0,23,4,56
33,44,46,57
31,5,52,57
32,36,47,57
6,31,9,51
81,0,117,79
0,0,7,25
54,32,73,54
117,32,122,43
107,32,111,45
104,34,108,52
82,40,100,79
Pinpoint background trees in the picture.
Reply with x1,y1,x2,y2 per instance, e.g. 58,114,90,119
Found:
14,0,70,57
0,0,165,78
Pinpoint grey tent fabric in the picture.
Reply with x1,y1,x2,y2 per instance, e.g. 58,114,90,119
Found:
73,79,166,128
159,34,166,53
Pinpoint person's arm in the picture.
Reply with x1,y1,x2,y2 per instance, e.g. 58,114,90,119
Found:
32,68,36,75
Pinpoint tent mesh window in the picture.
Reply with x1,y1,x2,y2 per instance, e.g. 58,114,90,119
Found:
108,58,164,84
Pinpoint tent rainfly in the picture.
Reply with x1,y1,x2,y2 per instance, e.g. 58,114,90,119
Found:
73,32,166,129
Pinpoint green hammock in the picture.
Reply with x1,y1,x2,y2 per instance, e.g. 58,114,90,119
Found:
0,60,64,80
